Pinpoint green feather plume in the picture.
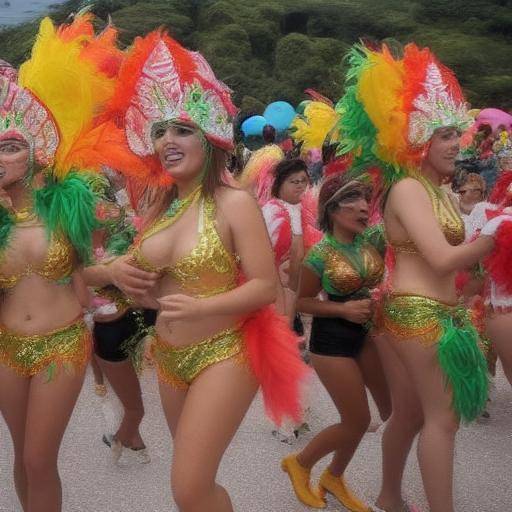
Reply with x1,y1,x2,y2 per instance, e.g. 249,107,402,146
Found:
0,206,15,254
34,171,99,264
437,317,489,423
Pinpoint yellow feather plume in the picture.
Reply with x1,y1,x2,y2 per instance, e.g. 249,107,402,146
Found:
18,17,116,177
291,101,339,154
358,48,407,167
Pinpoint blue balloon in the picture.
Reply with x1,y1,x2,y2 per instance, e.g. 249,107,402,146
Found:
263,101,296,133
241,115,267,137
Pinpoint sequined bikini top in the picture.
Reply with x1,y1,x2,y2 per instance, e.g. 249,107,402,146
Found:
305,234,384,297
387,175,465,254
131,196,239,298
0,231,75,289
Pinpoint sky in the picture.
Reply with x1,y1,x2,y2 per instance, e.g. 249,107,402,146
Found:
0,0,66,27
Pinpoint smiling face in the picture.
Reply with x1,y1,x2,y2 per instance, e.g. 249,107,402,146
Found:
423,127,461,178
152,121,208,184
330,197,370,237
0,137,30,189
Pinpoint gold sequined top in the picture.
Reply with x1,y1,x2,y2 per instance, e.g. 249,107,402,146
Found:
387,175,465,254
305,234,384,297
0,232,75,289
131,197,239,298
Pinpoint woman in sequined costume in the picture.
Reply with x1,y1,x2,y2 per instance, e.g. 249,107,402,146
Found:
282,175,389,512
0,16,125,512
335,44,497,512
99,31,307,512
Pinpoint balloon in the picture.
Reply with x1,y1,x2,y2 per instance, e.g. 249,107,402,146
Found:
240,115,267,137
263,101,296,133
295,100,310,116
475,108,512,131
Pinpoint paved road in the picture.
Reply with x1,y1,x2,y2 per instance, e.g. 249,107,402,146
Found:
1,363,511,511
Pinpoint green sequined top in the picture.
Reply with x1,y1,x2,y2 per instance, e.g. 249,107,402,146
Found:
304,231,384,298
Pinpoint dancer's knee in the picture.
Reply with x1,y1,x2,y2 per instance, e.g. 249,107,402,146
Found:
343,407,371,438
423,410,459,438
23,447,57,484
389,405,423,435
171,463,214,511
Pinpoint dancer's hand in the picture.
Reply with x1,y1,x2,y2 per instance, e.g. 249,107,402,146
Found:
158,294,203,321
340,299,373,324
107,255,159,297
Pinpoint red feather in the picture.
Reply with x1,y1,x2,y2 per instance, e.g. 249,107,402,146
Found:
484,219,512,294
489,170,512,205
243,306,310,425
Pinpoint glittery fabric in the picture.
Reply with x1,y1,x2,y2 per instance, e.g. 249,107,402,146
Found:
152,326,245,389
0,233,75,289
408,63,472,147
379,293,471,347
0,318,91,378
133,196,238,298
0,75,59,166
304,234,384,297
124,38,235,156
388,175,465,254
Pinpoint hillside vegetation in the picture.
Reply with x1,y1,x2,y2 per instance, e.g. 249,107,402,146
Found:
1,0,511,111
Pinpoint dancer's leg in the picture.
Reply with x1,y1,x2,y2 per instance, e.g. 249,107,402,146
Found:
297,354,370,474
393,340,459,512
23,367,86,512
486,312,512,387
0,366,30,510
357,336,391,422
169,360,257,512
97,358,145,447
374,336,423,511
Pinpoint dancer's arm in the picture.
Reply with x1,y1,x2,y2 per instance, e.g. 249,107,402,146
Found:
389,178,494,274
296,267,372,324
82,255,159,297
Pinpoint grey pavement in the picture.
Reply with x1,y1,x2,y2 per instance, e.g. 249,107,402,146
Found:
1,363,511,512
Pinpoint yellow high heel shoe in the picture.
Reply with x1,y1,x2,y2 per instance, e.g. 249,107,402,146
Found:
281,454,326,508
318,468,371,512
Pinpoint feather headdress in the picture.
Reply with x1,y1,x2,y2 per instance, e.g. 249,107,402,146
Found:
12,15,124,178
290,100,339,155
238,144,284,204
335,43,472,186
98,30,237,187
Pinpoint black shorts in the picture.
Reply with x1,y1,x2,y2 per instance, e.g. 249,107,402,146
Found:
309,295,367,358
93,309,157,362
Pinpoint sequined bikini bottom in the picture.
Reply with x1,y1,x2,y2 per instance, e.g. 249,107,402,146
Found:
378,292,472,347
0,318,92,379
152,326,245,389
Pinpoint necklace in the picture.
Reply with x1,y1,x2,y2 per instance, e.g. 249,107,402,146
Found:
138,186,202,245
13,206,37,224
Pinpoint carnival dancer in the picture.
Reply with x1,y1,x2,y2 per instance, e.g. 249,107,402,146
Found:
83,172,155,466
0,15,125,512
96,31,308,512
281,174,389,511
335,43,496,512
241,155,321,321
466,134,512,387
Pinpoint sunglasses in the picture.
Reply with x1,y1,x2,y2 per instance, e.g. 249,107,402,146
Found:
459,188,482,195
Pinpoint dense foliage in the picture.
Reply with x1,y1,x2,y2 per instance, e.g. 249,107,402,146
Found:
1,0,511,111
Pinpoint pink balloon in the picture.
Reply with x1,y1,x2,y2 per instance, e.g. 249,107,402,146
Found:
476,108,512,131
